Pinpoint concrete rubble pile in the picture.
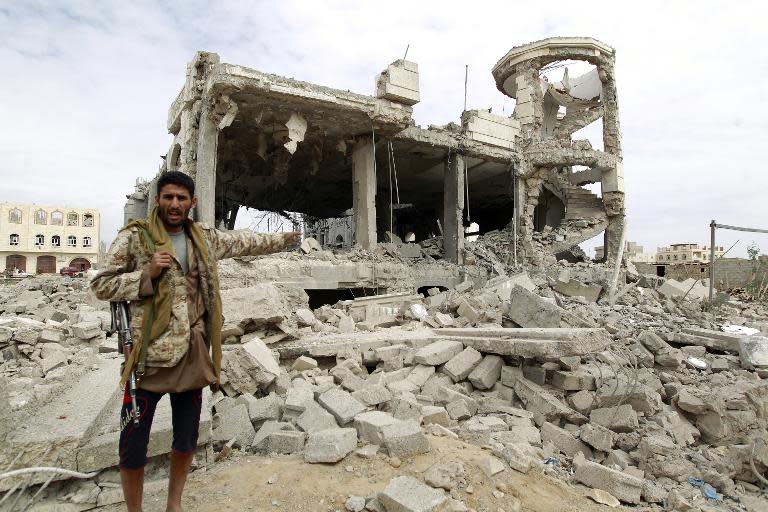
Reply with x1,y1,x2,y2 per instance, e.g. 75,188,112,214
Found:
1,259,768,511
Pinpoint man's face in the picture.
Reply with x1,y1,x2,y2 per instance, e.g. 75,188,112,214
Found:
156,184,197,231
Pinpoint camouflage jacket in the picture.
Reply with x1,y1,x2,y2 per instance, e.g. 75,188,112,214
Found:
91,224,289,368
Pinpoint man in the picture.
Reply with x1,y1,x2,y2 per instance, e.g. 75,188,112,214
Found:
92,171,300,512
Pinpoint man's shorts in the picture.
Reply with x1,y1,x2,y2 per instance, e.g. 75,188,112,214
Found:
119,387,203,469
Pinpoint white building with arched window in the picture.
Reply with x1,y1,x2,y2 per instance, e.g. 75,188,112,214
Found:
0,203,100,274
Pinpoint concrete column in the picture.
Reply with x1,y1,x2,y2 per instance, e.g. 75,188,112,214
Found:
195,104,218,226
352,137,377,250
443,153,465,264
603,215,625,263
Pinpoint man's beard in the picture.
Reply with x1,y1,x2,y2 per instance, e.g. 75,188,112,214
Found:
159,205,189,227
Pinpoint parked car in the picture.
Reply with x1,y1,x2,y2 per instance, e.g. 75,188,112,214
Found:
60,266,85,278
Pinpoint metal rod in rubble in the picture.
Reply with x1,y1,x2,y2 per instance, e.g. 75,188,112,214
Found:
709,220,716,303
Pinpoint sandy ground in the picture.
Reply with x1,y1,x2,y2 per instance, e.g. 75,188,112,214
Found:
99,435,625,512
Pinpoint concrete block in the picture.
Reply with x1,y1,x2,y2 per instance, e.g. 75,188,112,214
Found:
589,405,638,433
295,308,317,327
304,428,358,463
514,376,586,424
39,328,64,344
508,285,562,328
442,347,482,382
212,404,255,449
284,382,314,413
297,400,339,433
456,298,480,324
291,355,318,371
655,347,683,367
245,392,282,423
550,370,596,391
433,312,454,327
407,365,436,387
413,340,464,366
573,454,643,504
541,422,593,458
479,455,506,477
251,421,294,452
499,444,534,473
352,385,393,406
354,411,398,445
317,388,365,426
580,423,615,452
493,425,541,446
263,430,306,454
637,331,668,353
467,355,503,390
381,420,430,457
71,321,101,340
554,278,602,302
446,399,472,420
378,476,447,512
420,406,450,427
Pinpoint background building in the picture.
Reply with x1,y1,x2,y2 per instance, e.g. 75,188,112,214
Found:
0,203,100,274
655,243,724,264
595,241,655,263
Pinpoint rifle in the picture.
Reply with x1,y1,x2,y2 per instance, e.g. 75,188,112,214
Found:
109,302,140,426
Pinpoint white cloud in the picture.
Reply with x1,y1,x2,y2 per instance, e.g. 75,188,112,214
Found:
1,0,766,257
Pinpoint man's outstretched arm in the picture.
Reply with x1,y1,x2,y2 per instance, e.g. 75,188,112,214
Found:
205,227,300,260
91,230,147,302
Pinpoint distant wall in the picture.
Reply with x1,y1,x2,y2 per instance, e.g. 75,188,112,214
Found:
637,257,768,289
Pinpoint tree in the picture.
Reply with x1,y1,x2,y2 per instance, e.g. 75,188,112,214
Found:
747,242,760,261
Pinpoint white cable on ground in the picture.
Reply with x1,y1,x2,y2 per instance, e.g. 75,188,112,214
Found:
0,467,98,481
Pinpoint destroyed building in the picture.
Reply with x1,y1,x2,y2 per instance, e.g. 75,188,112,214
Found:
3,37,766,512
126,36,625,266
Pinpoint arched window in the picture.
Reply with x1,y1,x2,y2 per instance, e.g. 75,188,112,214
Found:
67,235,77,247
9,208,22,224
51,211,63,226
51,235,61,247
83,236,92,247
9,234,19,246
83,213,94,227
34,209,47,225
35,234,45,246
67,212,79,226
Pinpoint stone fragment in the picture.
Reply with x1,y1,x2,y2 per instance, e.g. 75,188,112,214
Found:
263,430,306,454
442,347,482,382
541,422,593,458
381,420,430,457
251,421,293,451
573,454,643,504
478,456,506,477
407,365,436,386
508,285,562,328
354,411,398,445
378,476,447,512
550,370,596,391
499,444,533,473
554,277,602,302
355,444,379,458
291,355,318,371
352,385,393,406
39,328,64,344
580,422,615,452
304,428,358,463
467,355,503,390
655,347,683,367
318,388,367,425
585,488,620,507
212,404,255,449
297,401,339,433
638,331,668,353
589,405,639,433
294,308,317,327
424,461,464,490
71,321,101,340
446,399,472,420
413,340,464,366
284,382,314,413
421,406,450,427
245,392,282,423
514,376,586,424
433,312,454,328
345,495,366,512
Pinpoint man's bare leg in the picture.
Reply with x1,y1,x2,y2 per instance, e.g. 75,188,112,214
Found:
120,467,145,512
166,450,194,512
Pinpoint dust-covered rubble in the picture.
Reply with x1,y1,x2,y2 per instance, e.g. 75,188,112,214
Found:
1,260,768,511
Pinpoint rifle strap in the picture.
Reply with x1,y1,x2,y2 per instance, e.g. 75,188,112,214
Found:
136,227,156,376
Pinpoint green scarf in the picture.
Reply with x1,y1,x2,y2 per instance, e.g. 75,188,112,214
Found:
120,207,223,386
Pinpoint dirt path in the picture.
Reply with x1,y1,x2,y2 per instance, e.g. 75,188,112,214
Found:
101,435,624,511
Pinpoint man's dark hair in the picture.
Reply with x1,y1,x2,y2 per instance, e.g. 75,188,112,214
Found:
157,171,195,197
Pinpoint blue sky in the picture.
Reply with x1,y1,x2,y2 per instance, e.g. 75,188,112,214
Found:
1,0,766,257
